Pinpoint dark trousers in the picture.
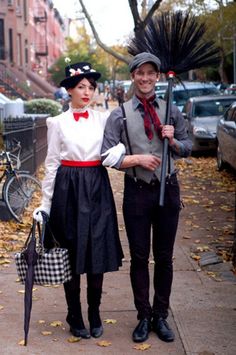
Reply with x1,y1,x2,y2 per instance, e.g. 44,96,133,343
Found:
123,174,180,320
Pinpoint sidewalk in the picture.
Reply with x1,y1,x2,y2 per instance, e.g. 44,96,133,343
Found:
0,170,236,355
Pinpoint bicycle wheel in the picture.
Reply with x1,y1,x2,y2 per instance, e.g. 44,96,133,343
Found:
3,173,41,222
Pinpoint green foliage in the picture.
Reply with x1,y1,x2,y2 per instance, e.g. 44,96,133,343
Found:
24,99,62,117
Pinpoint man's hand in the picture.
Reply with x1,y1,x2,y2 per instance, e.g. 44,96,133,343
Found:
161,124,175,145
137,155,161,171
121,154,161,171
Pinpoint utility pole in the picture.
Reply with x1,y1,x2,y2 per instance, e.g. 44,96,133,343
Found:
223,33,236,83
234,34,236,83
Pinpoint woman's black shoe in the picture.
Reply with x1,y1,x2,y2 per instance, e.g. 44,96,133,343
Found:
90,325,103,338
88,312,103,338
70,325,91,339
132,318,151,343
66,314,90,339
152,317,175,342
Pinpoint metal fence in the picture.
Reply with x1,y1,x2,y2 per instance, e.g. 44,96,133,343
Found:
3,114,48,174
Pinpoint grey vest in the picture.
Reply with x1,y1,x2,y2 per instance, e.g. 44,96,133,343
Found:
121,99,174,183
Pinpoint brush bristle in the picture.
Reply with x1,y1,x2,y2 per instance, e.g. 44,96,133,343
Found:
128,11,220,74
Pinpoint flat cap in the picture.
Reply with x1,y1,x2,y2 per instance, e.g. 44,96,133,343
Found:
129,52,161,73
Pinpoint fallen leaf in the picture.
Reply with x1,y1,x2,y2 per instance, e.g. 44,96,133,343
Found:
0,305,4,310
38,320,46,324
67,336,81,343
0,259,11,264
17,290,25,294
133,343,151,350
104,319,117,324
190,253,201,261
18,339,25,346
50,320,63,327
97,340,112,347
220,205,232,212
41,331,52,336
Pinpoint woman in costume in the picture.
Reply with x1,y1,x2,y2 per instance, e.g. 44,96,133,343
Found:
33,61,124,339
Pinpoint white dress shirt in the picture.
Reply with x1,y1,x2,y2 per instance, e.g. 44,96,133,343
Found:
41,107,110,210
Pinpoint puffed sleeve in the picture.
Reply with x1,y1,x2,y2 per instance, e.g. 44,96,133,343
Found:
41,117,61,210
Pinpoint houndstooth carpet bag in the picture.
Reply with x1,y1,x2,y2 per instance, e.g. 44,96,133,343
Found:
15,218,72,285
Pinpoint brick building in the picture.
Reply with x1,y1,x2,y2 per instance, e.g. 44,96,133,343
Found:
0,0,66,98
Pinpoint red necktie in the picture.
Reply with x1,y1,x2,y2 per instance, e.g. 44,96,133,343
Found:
73,111,89,121
137,95,162,140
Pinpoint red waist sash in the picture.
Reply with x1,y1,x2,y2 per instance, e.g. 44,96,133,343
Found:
61,160,101,167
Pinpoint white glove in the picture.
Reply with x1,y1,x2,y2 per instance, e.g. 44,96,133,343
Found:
33,206,50,223
101,142,126,167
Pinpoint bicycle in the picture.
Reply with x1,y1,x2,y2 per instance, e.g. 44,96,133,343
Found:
0,140,41,223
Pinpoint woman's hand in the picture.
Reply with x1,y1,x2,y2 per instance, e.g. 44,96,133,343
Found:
101,142,126,167
33,206,50,223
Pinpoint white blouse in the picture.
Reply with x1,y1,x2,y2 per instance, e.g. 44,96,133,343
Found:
41,107,110,210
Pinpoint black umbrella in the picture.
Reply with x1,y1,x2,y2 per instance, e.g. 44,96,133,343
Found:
128,11,220,206
22,221,38,346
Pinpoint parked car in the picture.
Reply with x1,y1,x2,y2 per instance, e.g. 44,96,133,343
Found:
224,84,236,96
216,101,236,171
155,81,168,99
170,81,220,111
182,95,236,152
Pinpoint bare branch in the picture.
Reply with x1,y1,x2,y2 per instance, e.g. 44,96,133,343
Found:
129,0,163,32
77,0,163,63
128,0,142,31
142,0,163,28
78,0,130,64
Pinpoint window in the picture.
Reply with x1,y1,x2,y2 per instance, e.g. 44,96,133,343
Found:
193,100,236,118
23,0,28,23
9,28,13,62
225,106,236,123
24,39,28,64
0,19,5,60
17,33,22,66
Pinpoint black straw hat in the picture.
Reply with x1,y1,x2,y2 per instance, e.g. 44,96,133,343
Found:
60,62,101,88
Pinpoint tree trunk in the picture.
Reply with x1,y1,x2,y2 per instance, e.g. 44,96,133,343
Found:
218,48,229,83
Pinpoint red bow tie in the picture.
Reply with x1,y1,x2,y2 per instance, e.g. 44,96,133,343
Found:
73,111,89,121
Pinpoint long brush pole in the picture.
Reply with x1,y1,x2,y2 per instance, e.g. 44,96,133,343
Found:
159,72,174,206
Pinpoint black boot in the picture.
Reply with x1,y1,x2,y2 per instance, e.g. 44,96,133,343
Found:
64,278,90,339
87,287,103,338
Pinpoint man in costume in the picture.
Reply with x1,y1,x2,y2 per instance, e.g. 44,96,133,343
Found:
102,52,192,343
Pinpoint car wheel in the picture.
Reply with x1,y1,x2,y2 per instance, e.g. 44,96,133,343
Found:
216,144,226,171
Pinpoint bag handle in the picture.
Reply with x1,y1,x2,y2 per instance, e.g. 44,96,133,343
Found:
22,219,38,250
39,212,60,248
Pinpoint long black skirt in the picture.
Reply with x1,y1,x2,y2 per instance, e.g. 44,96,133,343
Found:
45,165,124,275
